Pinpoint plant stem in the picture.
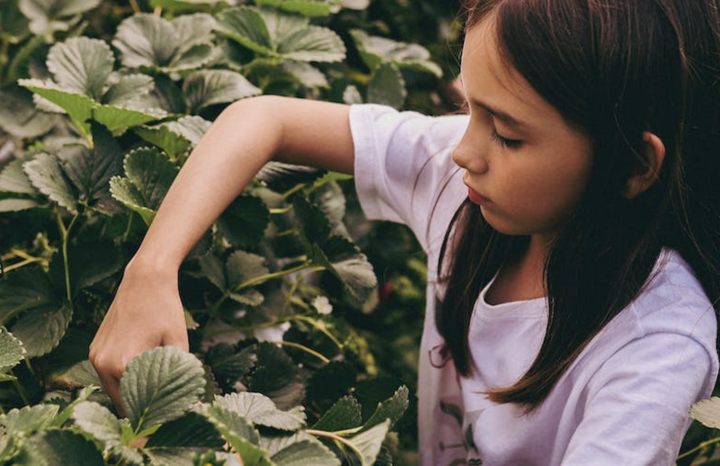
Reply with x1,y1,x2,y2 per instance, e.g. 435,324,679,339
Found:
276,341,330,363
0,39,9,86
11,375,30,406
128,0,141,13
294,315,344,350
57,211,80,303
677,436,720,460
269,206,294,215
238,263,323,290
306,429,365,460
123,213,134,242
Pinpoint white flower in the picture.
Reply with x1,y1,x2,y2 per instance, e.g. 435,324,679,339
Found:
313,295,333,315
254,322,291,343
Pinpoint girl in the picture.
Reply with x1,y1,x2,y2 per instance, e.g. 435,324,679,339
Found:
90,0,720,464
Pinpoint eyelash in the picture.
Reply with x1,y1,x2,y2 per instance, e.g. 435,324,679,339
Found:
491,128,523,149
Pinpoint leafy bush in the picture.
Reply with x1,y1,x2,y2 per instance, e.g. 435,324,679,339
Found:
0,0,463,463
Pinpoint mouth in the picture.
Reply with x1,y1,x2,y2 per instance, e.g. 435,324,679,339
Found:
466,186,492,206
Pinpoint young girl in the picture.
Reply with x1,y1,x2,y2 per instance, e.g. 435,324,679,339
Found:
90,0,720,464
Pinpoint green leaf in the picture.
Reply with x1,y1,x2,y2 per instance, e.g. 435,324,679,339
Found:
114,13,217,73
305,361,356,402
350,29,442,77
271,440,340,466
367,62,406,109
145,411,224,449
249,343,304,410
358,385,408,433
72,401,145,465
0,404,59,436
93,104,167,135
256,161,326,192
47,37,114,100
216,7,345,63
0,87,56,138
0,0,30,42
24,152,78,213
202,404,272,466
19,0,101,35
102,74,155,107
205,343,257,388
312,396,362,432
281,61,329,88
226,250,269,290
110,147,179,224
691,397,720,429
11,302,72,358
0,199,41,212
183,69,260,113
19,78,96,136
120,346,206,432
0,328,26,375
214,392,306,431
15,429,105,466
64,241,123,294
150,0,226,13
347,420,390,466
0,267,58,323
255,0,333,17
217,195,270,249
58,123,123,209
47,359,102,389
0,157,39,195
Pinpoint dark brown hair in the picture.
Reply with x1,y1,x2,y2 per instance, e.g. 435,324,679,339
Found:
439,0,720,408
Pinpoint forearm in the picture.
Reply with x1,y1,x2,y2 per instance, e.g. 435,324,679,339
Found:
129,95,354,274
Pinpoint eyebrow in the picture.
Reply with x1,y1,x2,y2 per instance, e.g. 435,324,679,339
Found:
469,97,529,129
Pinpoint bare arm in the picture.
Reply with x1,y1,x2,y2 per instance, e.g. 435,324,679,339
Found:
89,96,353,409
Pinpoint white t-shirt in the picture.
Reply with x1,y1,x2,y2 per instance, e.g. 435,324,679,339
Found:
349,104,719,466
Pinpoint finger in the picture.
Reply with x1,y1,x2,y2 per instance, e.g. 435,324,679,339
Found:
95,367,125,417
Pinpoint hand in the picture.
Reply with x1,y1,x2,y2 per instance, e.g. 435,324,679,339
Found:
89,262,188,415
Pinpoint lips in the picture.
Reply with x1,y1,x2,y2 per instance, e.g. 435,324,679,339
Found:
467,186,492,206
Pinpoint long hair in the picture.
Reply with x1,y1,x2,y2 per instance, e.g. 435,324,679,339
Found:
439,0,720,408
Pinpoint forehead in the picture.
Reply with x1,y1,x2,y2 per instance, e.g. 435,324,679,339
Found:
460,17,565,129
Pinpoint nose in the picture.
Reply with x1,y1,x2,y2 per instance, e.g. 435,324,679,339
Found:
452,130,489,174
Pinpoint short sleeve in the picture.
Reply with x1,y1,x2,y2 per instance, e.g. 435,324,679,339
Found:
349,104,469,251
561,332,717,465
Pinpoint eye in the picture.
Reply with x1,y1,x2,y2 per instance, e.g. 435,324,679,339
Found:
491,129,522,149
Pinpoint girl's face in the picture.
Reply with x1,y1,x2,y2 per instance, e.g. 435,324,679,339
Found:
452,19,594,244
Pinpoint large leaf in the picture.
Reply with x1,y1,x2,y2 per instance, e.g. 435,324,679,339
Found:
256,161,326,192
58,123,123,210
120,346,206,432
15,429,105,466
19,78,97,136
183,69,260,113
24,152,78,213
109,147,179,225
0,0,30,42
691,397,720,429
72,401,145,465
357,385,408,433
204,343,257,389
0,404,59,437
216,7,345,63
134,116,211,161
46,37,113,99
254,0,333,17
0,157,38,195
214,392,306,431
248,343,304,410
11,302,72,358
201,404,272,466
226,250,270,290
102,73,155,107
217,195,270,249
367,62,406,109
350,29,442,77
62,241,123,295
346,420,390,466
0,199,41,212
0,267,58,324
0,328,26,378
271,440,340,466
311,396,362,432
113,13,217,73
305,361,356,402
19,0,101,35
0,87,56,138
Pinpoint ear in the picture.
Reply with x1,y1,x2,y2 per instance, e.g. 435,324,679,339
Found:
622,132,666,199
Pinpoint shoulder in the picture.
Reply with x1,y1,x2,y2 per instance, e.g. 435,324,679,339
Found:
348,104,469,153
